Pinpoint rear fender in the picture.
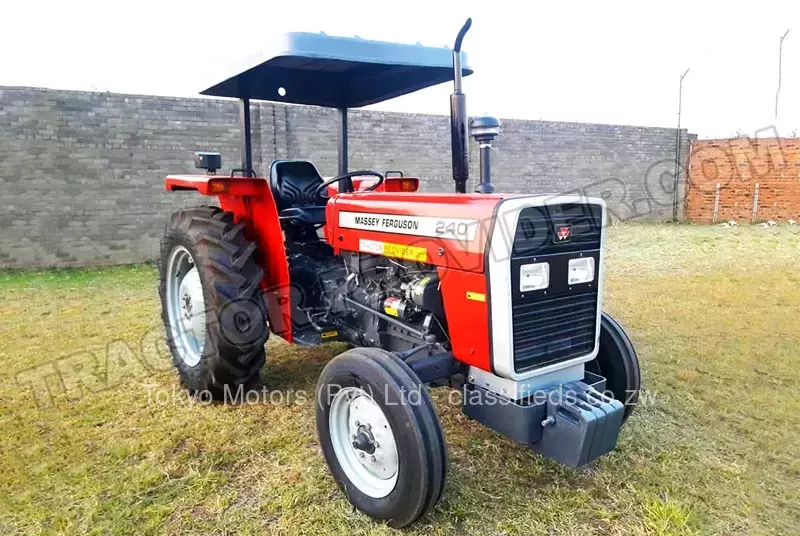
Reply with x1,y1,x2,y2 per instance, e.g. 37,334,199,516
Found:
165,174,266,196
165,174,293,342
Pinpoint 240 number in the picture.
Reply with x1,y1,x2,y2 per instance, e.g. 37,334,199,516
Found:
435,221,470,238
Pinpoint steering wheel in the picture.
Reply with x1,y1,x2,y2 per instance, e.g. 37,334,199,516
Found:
315,170,385,197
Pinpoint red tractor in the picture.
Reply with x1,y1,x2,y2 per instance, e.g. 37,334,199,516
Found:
159,19,640,527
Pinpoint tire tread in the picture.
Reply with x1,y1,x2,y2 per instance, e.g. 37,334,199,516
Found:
316,347,448,528
158,207,267,395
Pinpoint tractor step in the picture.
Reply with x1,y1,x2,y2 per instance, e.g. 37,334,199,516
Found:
292,325,341,347
462,373,624,467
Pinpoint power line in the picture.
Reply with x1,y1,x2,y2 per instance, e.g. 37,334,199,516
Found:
673,68,690,222
775,29,790,120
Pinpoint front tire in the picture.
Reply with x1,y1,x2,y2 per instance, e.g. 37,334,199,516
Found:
315,348,447,528
159,207,268,395
586,313,641,422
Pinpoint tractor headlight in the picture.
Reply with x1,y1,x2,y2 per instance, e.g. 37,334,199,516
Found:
520,262,550,292
568,257,595,285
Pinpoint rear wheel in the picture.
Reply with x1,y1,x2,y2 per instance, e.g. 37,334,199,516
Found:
315,347,447,528
159,207,268,396
586,312,641,422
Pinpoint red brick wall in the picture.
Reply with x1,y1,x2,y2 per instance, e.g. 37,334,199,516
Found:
685,138,800,223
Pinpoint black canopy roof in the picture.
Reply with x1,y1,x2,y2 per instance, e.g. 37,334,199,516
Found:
201,32,473,108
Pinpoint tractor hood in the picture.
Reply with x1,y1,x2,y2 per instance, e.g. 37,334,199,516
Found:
325,192,508,273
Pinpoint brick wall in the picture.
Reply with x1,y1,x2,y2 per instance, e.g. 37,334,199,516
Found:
0,86,694,268
686,138,800,223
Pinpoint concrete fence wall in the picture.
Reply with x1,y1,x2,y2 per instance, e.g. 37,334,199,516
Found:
1,86,693,268
685,138,800,223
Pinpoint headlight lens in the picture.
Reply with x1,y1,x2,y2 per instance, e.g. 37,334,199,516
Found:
568,257,595,285
520,262,550,292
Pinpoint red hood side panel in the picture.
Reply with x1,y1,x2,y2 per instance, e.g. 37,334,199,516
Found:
325,193,505,273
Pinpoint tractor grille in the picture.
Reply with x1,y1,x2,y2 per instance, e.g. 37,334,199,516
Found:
508,202,603,373
513,203,603,256
512,292,598,372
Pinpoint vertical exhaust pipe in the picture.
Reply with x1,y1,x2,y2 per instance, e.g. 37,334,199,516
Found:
450,18,472,194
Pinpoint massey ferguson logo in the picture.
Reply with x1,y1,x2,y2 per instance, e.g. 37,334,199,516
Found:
555,225,572,242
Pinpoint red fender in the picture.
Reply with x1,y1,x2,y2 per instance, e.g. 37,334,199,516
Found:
165,174,293,342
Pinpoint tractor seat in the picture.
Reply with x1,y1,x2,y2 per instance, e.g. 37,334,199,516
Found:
278,206,327,225
269,160,327,225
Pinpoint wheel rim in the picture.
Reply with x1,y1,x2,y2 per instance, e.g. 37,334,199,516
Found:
329,387,399,498
165,246,206,367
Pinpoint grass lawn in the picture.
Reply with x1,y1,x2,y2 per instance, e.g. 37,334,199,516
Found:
1,224,799,535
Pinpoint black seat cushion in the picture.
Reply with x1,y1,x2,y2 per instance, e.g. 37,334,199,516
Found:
269,160,326,213
279,206,327,225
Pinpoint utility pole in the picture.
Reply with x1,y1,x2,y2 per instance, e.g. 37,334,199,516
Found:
775,29,790,119
673,68,690,222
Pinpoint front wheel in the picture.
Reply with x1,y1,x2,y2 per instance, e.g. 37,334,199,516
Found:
585,312,641,423
315,348,447,528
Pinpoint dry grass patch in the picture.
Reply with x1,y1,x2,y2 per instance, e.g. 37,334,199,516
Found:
1,224,798,535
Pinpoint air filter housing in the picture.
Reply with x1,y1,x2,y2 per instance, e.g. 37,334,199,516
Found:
194,152,221,174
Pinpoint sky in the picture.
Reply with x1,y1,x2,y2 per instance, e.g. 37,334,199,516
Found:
1,0,797,139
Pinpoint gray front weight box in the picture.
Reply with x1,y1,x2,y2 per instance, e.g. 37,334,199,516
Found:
462,384,549,444
462,375,624,467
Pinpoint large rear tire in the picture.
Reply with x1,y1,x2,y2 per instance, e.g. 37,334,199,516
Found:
315,347,447,528
586,312,641,423
159,207,267,396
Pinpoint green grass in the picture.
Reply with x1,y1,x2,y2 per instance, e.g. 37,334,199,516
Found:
1,224,799,535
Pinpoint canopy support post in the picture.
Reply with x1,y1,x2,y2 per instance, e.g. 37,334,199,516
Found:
239,98,253,177
338,108,353,191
